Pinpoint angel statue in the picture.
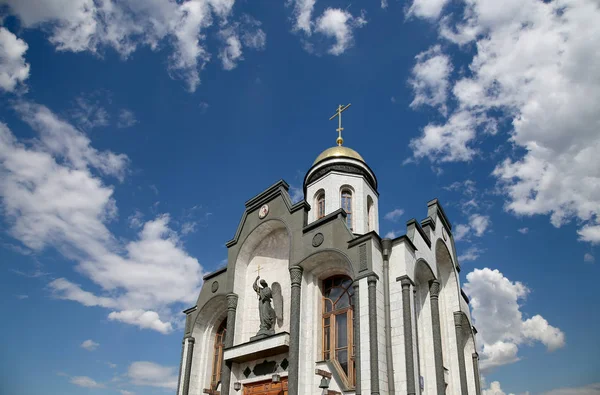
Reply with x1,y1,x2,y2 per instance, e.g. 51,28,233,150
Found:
251,276,283,339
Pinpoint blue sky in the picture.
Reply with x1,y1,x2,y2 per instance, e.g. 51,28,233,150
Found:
0,1,599,395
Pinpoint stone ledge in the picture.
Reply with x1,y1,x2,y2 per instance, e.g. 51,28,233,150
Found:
224,332,290,363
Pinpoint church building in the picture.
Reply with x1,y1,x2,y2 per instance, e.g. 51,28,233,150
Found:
176,106,482,395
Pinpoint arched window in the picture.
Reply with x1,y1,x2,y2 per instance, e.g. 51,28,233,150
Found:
322,275,355,385
211,319,227,389
341,189,353,231
367,196,374,232
316,191,326,219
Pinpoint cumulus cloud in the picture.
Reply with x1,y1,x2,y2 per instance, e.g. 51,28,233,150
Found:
80,339,99,351
464,268,565,371
287,2,366,55
407,0,451,20
408,0,600,243
127,361,178,389
1,0,264,92
454,214,490,241
315,8,366,56
410,45,452,114
0,27,30,92
384,208,405,222
70,376,104,388
71,96,110,129
458,246,483,262
584,253,595,264
218,16,266,71
482,381,514,395
0,103,203,333
518,227,529,234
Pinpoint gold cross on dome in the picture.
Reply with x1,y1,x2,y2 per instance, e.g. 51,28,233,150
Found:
329,103,351,146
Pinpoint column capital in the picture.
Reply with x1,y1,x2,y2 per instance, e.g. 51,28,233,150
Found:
289,265,303,285
182,336,195,344
397,275,415,288
429,279,441,298
367,274,378,285
226,293,238,310
472,352,479,360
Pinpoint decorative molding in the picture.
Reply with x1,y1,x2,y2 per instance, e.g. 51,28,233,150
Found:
359,244,368,272
211,281,219,293
312,233,324,247
429,280,441,298
397,275,415,288
303,208,347,234
304,162,378,194
227,293,239,310
289,266,303,285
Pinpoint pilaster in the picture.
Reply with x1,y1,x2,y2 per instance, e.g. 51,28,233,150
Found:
220,293,238,395
398,276,416,395
429,280,445,395
353,281,361,395
182,337,195,395
288,266,304,395
367,275,380,395
454,312,468,395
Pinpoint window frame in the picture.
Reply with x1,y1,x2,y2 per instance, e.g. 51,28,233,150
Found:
322,275,355,386
210,319,227,390
340,189,353,231
316,191,326,220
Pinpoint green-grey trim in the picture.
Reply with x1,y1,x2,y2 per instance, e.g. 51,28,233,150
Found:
203,266,227,281
406,218,431,248
182,306,197,314
420,216,436,231
381,238,395,395
390,235,418,252
303,208,347,234
427,199,452,231
367,275,380,395
182,337,195,395
400,277,416,395
472,353,482,395
220,293,238,395
429,280,445,395
303,160,379,195
288,266,303,395
347,231,382,248
454,312,468,395
461,289,470,304
352,281,361,395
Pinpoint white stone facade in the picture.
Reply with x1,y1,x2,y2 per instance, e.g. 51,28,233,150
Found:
177,148,480,395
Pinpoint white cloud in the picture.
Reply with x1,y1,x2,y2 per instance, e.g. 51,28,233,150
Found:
410,45,452,114
181,221,197,235
289,0,316,34
219,30,243,70
117,109,138,128
127,361,178,389
409,0,600,243
454,214,490,241
0,27,30,92
120,390,135,395
407,0,451,20
108,310,173,334
0,103,203,333
70,376,104,388
15,294,29,299
464,268,565,371
384,208,405,222
517,227,529,234
482,381,515,395
218,16,266,71
584,253,595,264
384,230,400,239
1,0,264,92
541,383,600,395
80,339,99,351
458,246,483,262
289,186,304,204
315,8,366,56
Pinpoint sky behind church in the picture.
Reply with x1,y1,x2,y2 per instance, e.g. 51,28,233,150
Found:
0,0,599,394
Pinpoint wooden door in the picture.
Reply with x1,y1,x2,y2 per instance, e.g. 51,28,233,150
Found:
243,378,288,395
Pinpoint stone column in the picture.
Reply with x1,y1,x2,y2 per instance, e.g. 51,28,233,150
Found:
453,312,468,395
367,275,380,395
220,293,238,395
472,353,481,395
353,281,361,395
429,280,445,395
288,266,304,395
399,276,416,395
176,337,188,395
182,336,195,395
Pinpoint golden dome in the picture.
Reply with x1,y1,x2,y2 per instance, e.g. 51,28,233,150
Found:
313,145,365,165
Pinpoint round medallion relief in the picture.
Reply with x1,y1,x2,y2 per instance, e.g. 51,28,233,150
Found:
312,232,324,247
258,204,269,219
442,227,448,241
211,281,219,293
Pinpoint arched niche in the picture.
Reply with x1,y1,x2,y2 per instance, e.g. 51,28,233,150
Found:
232,219,291,345
189,295,228,395
413,259,437,395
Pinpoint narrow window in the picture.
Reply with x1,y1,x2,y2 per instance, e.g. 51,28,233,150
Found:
211,319,227,389
341,190,353,231
367,196,374,232
316,192,326,219
322,275,355,385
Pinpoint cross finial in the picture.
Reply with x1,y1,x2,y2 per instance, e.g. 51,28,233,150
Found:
329,103,351,146
254,263,262,277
